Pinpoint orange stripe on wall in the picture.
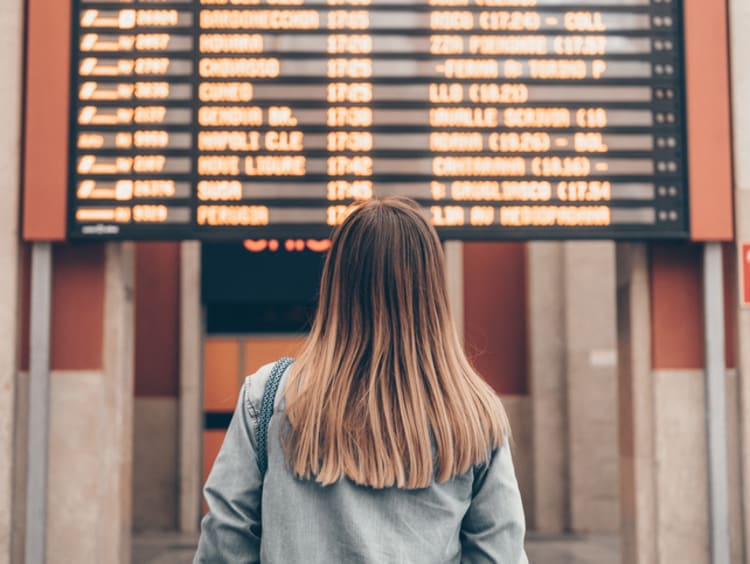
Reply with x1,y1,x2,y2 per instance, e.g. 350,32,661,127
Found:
135,243,180,397
51,244,105,370
650,244,702,370
684,0,734,241
463,242,528,395
650,243,736,370
22,0,71,241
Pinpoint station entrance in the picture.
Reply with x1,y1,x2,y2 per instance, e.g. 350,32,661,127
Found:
199,241,322,500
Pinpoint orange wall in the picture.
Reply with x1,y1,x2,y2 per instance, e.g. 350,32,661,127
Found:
650,243,736,370
51,245,106,370
23,0,70,241
135,243,181,397
204,340,241,412
463,242,528,395
20,249,107,373
684,0,734,241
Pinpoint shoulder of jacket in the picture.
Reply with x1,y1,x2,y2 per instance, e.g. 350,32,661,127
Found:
243,361,276,404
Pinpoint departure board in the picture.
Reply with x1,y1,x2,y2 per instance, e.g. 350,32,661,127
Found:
68,0,688,240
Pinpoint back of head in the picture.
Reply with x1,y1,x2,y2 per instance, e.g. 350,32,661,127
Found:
283,196,508,489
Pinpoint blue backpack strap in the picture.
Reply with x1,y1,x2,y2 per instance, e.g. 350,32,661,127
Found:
257,357,294,476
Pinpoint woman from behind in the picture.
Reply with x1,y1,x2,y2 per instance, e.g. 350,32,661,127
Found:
195,196,528,563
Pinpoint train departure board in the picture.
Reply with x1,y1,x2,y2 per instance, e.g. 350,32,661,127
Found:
69,0,688,240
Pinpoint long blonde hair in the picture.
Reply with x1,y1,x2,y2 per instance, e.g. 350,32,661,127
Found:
282,197,508,489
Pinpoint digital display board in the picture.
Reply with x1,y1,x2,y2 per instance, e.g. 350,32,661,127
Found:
69,0,688,240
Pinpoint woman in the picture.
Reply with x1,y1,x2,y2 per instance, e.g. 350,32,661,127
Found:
195,197,528,563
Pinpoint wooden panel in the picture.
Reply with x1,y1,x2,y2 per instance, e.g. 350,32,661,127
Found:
463,242,528,395
684,0,734,241
244,336,305,375
22,0,71,241
51,244,106,370
203,339,240,411
135,243,180,397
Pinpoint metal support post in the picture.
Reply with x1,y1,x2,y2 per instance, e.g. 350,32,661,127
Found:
25,243,52,564
703,242,730,564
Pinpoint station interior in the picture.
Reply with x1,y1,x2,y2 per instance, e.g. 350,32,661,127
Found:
3,0,750,562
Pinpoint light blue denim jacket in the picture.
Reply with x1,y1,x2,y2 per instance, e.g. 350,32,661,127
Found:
195,362,528,563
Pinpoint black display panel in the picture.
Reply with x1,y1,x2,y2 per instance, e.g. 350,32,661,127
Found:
68,0,688,240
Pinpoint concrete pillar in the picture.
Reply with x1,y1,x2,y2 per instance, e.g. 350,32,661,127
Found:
528,241,620,534
179,242,203,533
528,242,567,532
0,0,24,561
102,243,135,561
616,244,657,564
729,0,750,560
46,244,134,564
444,241,464,342
132,244,181,531
563,241,620,532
